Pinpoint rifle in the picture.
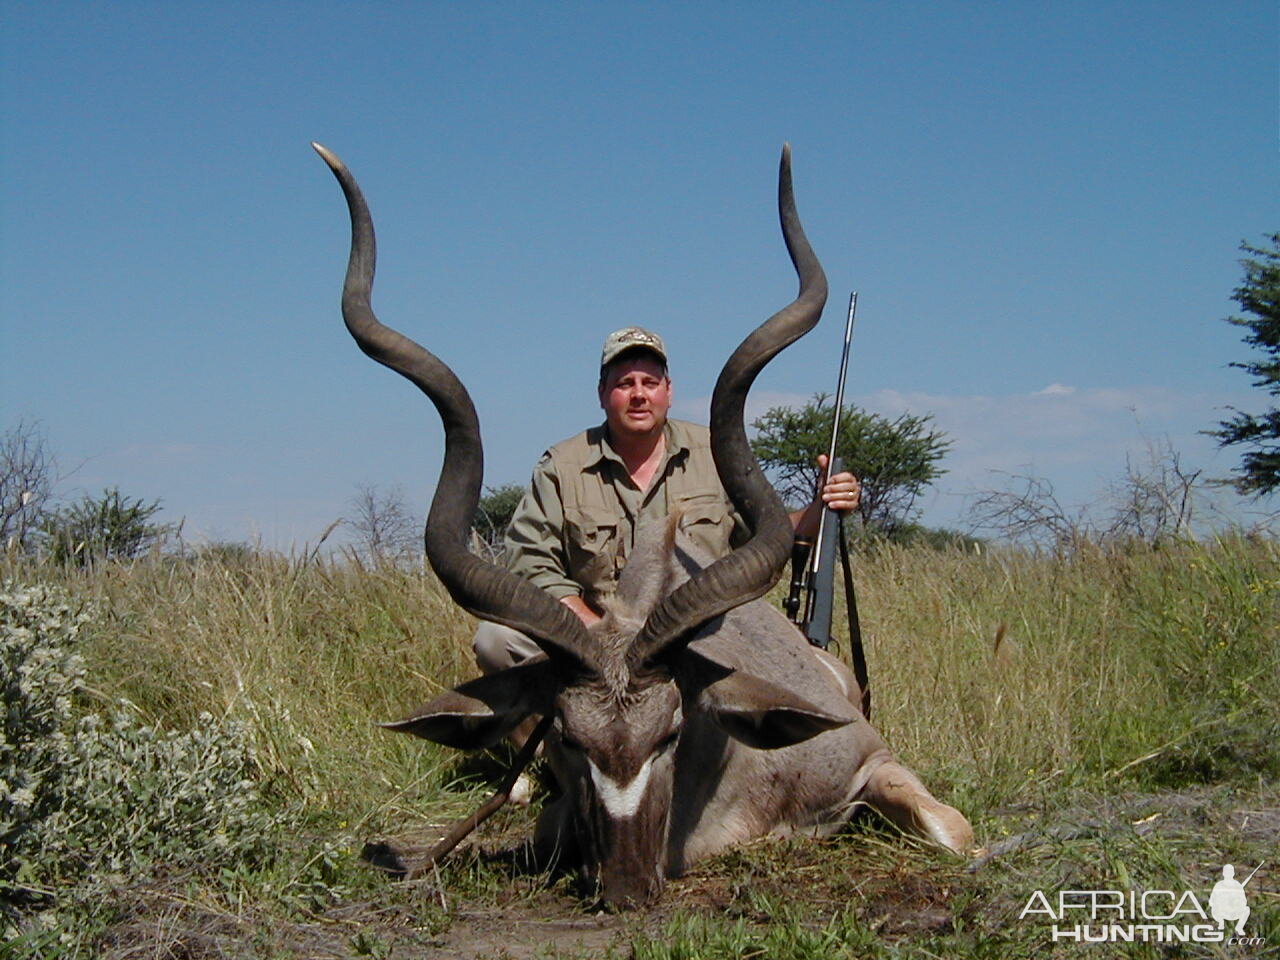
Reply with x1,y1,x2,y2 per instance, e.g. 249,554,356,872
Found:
784,292,870,717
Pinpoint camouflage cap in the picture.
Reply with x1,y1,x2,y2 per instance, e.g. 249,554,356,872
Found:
600,327,668,368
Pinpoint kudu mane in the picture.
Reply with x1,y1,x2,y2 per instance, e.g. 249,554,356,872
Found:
578,513,682,695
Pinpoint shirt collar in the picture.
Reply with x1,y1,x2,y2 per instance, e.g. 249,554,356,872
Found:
589,420,689,469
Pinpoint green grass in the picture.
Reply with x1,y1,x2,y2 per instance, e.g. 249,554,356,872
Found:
3,533,1277,957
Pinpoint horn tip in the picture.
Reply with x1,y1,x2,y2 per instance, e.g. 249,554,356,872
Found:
311,141,342,170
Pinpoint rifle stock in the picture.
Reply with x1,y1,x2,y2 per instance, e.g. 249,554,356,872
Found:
800,455,843,649
786,291,857,650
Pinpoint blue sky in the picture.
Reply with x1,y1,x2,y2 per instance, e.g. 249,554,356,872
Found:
2,1,1277,547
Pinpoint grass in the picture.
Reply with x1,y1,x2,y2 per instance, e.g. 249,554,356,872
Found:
873,536,1280,799
2,532,1277,957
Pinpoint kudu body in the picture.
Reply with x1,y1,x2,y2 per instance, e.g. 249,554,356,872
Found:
314,142,973,907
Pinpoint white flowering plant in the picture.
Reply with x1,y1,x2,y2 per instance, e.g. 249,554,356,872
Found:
1,583,289,934
0,583,89,905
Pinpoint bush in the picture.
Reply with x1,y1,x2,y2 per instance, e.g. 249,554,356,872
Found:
0,584,89,905
0,583,288,939
472,483,526,555
39,488,172,568
751,393,950,532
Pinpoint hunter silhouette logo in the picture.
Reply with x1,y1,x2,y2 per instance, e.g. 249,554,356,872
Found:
1019,861,1267,945
1210,862,1261,936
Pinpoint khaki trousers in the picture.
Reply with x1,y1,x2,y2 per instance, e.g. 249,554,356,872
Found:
473,621,544,675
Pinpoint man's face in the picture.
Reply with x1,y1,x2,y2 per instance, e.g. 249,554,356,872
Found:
598,355,672,442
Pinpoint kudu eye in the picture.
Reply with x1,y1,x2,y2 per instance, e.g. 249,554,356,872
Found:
559,732,584,752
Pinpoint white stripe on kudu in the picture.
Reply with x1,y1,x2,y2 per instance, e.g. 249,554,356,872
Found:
589,756,655,819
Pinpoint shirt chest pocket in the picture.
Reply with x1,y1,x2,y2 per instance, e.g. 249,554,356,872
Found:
564,506,623,592
674,489,734,560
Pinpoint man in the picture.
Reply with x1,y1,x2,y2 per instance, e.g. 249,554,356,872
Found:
474,326,861,673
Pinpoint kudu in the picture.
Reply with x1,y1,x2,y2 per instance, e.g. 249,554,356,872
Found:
314,142,973,907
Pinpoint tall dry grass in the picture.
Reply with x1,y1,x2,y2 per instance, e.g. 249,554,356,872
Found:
848,534,1280,813
3,551,484,833
5,533,1277,832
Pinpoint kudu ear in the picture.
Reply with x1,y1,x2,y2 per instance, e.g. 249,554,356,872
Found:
380,659,558,750
701,670,856,750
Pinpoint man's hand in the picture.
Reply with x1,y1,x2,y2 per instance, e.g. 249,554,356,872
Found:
790,454,862,539
816,453,861,514
560,594,602,627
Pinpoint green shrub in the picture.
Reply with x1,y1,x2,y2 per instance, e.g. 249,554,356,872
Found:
54,710,280,880
472,482,527,555
0,583,289,939
38,488,172,568
0,584,90,905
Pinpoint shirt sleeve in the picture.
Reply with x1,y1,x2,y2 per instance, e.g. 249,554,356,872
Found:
503,454,581,600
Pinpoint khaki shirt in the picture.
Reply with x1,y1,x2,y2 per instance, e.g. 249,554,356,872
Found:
504,419,747,605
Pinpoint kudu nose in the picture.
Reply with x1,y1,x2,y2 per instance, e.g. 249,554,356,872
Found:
598,869,664,910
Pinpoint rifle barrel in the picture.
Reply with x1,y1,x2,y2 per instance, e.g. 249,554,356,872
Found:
826,292,858,465
809,292,858,579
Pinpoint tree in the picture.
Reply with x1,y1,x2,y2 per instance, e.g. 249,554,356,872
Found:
967,438,1208,551
751,394,950,533
1105,443,1203,543
40,488,172,567
966,473,1084,551
0,421,57,553
347,483,420,563
472,483,526,558
1211,233,1280,496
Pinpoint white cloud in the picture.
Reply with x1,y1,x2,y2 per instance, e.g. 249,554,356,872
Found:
1036,383,1076,396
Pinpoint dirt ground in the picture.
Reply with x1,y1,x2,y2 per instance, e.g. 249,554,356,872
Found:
94,783,1278,959
100,895,630,960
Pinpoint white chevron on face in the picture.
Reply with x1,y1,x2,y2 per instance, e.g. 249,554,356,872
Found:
588,756,655,819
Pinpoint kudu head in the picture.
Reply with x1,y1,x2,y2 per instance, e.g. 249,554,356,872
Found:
314,141,846,906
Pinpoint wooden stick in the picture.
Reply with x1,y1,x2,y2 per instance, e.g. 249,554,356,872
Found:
405,714,554,880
